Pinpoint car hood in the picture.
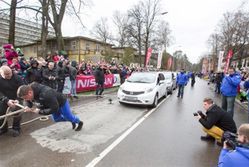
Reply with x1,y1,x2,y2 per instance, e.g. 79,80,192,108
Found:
121,82,155,92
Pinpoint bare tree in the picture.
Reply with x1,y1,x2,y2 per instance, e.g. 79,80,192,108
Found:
142,0,161,66
154,20,172,50
112,11,129,47
127,3,144,66
217,10,249,67
40,0,50,58
91,17,113,43
126,0,162,67
207,33,221,71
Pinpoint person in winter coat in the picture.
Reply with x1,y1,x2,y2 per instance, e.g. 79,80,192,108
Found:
42,61,58,90
17,82,83,131
220,67,241,117
0,66,24,137
26,60,42,83
176,69,188,98
218,124,249,167
94,65,105,98
3,44,18,66
56,61,66,93
196,98,237,145
70,61,78,99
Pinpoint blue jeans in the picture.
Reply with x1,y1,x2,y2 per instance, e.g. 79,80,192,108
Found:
52,100,80,123
221,95,236,117
177,85,185,98
71,80,77,96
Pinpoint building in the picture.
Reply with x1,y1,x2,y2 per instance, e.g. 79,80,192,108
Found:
0,13,55,46
18,36,113,63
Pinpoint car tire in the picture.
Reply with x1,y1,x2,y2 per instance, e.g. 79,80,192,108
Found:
164,89,168,98
169,86,173,94
152,94,158,108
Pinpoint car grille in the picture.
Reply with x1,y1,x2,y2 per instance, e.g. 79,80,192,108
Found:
122,90,144,95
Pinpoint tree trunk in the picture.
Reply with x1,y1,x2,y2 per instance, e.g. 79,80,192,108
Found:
55,24,65,52
41,0,49,58
8,0,17,45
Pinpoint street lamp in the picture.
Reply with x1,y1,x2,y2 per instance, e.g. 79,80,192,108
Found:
161,12,168,15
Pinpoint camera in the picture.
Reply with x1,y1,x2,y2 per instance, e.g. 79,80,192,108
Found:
222,131,238,150
193,110,206,119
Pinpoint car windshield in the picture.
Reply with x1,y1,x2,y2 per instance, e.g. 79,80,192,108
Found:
127,73,156,83
164,74,172,80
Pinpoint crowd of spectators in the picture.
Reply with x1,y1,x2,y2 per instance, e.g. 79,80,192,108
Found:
0,44,143,97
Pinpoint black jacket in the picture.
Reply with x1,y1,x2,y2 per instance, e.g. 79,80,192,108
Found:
199,104,237,133
0,74,24,104
26,67,42,83
42,68,58,89
94,68,105,84
28,82,67,115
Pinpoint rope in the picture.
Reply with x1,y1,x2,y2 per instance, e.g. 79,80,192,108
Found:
0,103,49,129
0,107,24,129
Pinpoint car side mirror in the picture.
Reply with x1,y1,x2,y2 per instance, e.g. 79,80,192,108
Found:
159,80,164,85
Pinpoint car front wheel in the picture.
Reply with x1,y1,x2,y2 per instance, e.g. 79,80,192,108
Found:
151,94,158,108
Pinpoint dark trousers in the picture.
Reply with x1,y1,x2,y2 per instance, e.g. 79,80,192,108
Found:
215,83,221,94
221,95,236,118
96,82,104,95
177,85,185,98
57,80,65,93
0,101,21,131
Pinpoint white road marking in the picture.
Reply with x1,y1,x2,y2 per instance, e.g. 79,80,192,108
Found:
85,95,170,167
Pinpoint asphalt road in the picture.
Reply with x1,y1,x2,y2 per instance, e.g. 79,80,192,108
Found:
95,78,247,167
0,78,247,167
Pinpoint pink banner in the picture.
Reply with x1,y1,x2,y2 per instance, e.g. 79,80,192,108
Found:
167,57,173,70
145,47,153,67
76,74,114,93
224,49,233,73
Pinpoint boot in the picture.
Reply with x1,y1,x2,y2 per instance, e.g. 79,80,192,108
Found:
75,121,83,131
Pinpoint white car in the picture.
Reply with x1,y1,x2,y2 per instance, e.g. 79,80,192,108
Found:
163,72,174,94
117,72,167,107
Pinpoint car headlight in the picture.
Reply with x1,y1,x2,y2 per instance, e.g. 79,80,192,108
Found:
146,88,153,93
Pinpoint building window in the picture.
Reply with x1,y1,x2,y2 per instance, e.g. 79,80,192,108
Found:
86,43,90,51
71,41,77,50
96,44,100,52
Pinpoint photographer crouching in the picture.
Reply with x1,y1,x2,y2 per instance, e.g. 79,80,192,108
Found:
218,124,249,166
195,98,237,145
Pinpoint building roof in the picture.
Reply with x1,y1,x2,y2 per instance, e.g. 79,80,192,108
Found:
16,36,113,47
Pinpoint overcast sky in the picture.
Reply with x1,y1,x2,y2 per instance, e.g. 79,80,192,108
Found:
62,0,247,64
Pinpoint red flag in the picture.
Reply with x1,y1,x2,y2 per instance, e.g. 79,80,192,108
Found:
167,57,173,70
145,48,153,67
224,49,233,73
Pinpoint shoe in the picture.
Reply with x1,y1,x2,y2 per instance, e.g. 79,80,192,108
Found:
200,135,215,141
0,128,8,135
72,122,76,129
73,96,79,99
75,121,83,131
10,129,20,137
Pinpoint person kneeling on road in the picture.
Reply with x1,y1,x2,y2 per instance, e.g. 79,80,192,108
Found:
218,124,249,167
195,97,237,145
17,82,83,131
